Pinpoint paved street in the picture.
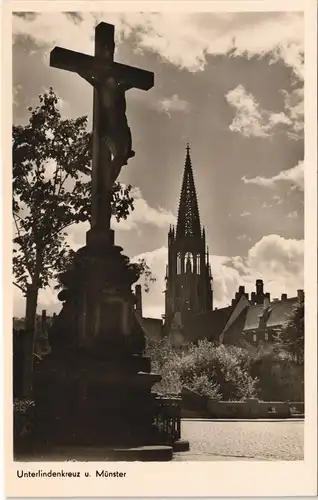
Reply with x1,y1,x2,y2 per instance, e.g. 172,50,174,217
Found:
174,419,304,461
15,419,304,462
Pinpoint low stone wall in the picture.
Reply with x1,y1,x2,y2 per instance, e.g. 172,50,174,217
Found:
181,387,209,415
181,388,298,419
206,399,291,419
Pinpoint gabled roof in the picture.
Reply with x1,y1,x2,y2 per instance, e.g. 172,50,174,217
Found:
266,298,296,328
242,297,298,332
243,304,263,331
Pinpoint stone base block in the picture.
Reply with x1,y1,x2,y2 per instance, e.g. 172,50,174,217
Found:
172,439,190,452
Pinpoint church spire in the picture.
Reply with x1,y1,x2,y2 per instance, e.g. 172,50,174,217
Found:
164,144,213,337
176,144,201,238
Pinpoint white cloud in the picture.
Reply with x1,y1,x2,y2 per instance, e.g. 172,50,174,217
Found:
13,84,22,106
273,194,283,205
236,234,250,241
242,160,304,191
155,94,189,117
131,246,168,318
112,187,176,231
281,87,304,139
268,111,292,127
13,234,304,319
225,84,303,140
64,187,176,244
213,234,304,308
225,85,270,138
62,187,176,251
247,234,303,286
262,201,273,209
287,210,299,219
13,12,303,78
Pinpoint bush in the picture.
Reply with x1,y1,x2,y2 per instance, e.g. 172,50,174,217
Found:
246,344,304,401
183,340,257,400
188,374,221,399
153,363,182,396
14,399,35,451
149,338,257,400
148,337,303,402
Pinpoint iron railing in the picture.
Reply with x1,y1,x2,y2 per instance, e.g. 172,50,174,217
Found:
154,395,181,443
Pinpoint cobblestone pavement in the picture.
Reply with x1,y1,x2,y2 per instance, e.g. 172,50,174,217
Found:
174,419,304,461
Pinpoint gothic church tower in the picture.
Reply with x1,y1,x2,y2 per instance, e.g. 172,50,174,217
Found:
164,145,213,337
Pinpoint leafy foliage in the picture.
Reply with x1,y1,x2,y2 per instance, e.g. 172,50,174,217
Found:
129,257,156,293
13,399,35,438
148,338,303,401
274,300,304,365
148,338,257,400
246,343,304,401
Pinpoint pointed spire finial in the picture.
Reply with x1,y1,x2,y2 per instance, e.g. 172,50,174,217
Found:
176,143,201,238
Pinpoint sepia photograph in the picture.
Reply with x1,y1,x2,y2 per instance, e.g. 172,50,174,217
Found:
6,0,317,496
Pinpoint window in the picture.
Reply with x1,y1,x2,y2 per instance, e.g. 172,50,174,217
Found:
196,254,201,275
264,332,269,341
177,253,181,274
185,252,193,272
253,334,257,343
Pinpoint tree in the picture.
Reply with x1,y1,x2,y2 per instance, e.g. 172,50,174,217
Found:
132,257,156,293
274,300,304,365
13,88,134,395
246,343,304,401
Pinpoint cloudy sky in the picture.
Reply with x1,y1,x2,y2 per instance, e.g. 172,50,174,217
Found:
12,9,304,318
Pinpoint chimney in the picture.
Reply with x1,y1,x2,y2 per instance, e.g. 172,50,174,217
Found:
239,286,245,294
281,293,287,301
135,284,143,317
265,292,270,301
251,292,256,305
245,293,249,300
297,289,304,303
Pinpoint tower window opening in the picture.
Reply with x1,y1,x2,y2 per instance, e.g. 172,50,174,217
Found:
185,252,193,273
177,253,181,275
196,254,200,275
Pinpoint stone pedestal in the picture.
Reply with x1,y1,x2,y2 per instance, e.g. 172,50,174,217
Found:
33,229,163,449
34,354,161,447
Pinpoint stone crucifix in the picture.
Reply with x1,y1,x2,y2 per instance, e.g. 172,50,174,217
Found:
50,22,154,230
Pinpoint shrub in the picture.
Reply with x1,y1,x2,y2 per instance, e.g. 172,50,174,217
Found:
148,337,303,402
150,338,257,400
188,374,221,399
14,399,35,451
245,343,304,401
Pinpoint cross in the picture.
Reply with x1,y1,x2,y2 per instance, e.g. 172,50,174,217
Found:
50,22,154,233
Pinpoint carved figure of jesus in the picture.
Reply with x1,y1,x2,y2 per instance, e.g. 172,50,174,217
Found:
79,66,135,191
